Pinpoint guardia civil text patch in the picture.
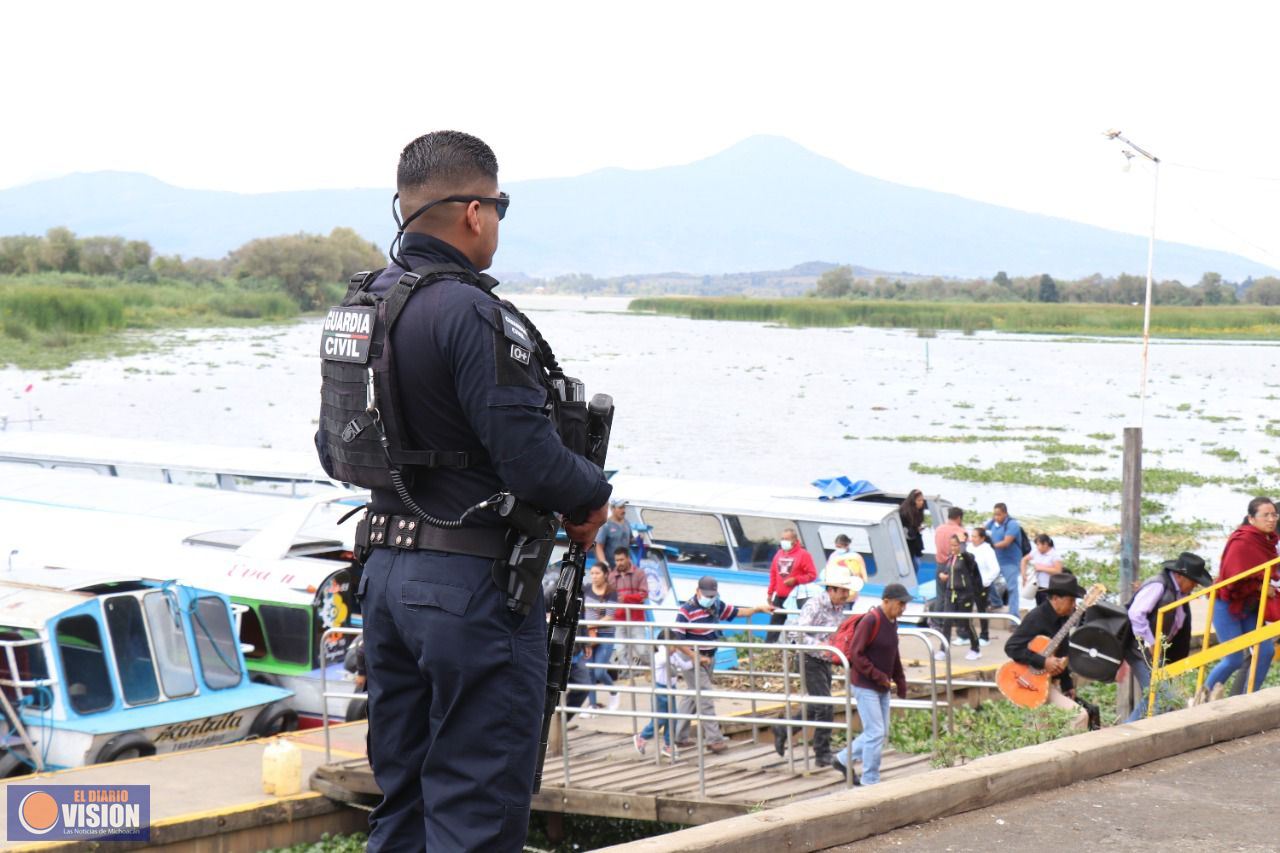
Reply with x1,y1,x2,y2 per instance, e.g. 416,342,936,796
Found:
321,306,375,363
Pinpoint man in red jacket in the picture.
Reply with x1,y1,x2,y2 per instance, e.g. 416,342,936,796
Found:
765,528,818,643
608,548,650,673
1204,496,1280,699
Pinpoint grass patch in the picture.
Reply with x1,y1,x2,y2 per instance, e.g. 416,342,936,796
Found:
864,435,1103,458
1207,447,1242,461
266,833,367,853
910,459,1237,495
628,297,1280,339
887,699,1078,766
0,273,303,369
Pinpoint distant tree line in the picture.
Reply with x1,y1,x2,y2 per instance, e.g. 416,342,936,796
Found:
0,227,384,310
810,266,1279,306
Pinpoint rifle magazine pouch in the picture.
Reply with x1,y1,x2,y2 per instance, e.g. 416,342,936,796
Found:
556,399,588,457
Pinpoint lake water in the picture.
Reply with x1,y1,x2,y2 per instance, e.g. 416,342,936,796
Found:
2,294,1273,558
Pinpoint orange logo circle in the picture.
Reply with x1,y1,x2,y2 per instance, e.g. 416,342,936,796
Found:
18,790,59,834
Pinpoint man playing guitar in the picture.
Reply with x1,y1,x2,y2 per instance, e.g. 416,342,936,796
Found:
1003,572,1092,730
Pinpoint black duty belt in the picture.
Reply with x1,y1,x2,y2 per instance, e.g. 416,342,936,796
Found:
365,513,512,560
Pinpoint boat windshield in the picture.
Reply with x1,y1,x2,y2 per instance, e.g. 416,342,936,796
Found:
724,514,799,573
56,615,115,714
191,597,243,689
142,592,197,698
639,509,733,568
0,628,51,711
104,595,160,706
260,604,312,666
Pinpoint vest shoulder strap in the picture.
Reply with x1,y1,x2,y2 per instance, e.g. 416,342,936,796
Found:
343,268,386,304
380,263,488,332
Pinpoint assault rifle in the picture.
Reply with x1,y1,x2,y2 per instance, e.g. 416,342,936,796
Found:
533,393,614,793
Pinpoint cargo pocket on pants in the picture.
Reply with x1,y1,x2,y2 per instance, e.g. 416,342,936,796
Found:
401,578,475,616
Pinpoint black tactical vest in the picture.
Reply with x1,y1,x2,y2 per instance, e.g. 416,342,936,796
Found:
315,263,588,497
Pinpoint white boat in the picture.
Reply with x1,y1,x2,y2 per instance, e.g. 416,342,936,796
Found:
0,467,365,726
0,578,292,776
0,431,342,497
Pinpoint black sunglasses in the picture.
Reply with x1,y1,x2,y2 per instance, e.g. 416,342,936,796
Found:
436,192,510,221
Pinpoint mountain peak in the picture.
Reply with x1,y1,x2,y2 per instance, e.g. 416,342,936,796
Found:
699,135,841,169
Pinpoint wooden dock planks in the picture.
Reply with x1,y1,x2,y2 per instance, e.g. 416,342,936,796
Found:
313,731,935,825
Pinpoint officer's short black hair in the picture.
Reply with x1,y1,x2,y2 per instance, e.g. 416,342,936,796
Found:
398,131,498,193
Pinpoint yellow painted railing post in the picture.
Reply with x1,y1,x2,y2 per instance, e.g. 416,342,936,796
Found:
1146,555,1280,714
1196,586,1216,701
1147,606,1165,718
1245,562,1274,694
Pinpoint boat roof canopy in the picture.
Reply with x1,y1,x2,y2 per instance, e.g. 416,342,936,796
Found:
0,581,93,630
0,431,333,484
609,474,906,526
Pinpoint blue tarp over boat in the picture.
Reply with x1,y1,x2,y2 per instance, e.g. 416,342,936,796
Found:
811,476,882,501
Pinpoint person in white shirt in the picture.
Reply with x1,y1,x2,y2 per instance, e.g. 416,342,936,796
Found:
1021,533,1064,608
968,527,1000,645
634,646,689,759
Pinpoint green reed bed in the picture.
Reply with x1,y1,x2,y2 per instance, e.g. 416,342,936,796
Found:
628,297,1280,339
0,274,305,369
908,458,1238,495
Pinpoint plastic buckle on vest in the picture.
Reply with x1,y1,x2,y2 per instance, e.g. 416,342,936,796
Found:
396,272,423,289
342,411,377,444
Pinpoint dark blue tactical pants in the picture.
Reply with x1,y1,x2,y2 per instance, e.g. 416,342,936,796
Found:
359,547,546,852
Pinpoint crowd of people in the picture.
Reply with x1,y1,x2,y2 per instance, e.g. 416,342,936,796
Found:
560,491,1280,792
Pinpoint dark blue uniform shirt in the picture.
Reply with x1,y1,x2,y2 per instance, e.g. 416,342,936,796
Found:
367,233,610,524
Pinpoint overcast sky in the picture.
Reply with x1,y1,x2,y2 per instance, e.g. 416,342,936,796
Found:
5,1,1280,271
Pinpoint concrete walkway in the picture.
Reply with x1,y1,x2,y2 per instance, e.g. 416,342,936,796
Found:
0,723,370,851
830,727,1280,852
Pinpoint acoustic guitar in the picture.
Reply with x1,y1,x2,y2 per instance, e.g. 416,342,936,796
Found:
997,584,1106,709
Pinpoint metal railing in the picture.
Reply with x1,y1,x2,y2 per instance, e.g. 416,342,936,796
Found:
0,635,58,773
1150,555,1280,713
318,626,366,762
316,606,1020,798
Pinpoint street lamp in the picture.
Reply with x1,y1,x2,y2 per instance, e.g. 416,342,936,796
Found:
1104,129,1161,424
1103,130,1161,664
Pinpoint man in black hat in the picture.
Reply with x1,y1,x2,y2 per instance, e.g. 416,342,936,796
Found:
672,576,774,752
1124,552,1212,722
1005,572,1089,730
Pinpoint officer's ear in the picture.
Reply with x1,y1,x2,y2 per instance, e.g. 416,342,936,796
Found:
465,200,485,235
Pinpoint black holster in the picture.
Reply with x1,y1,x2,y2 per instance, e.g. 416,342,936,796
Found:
493,494,560,615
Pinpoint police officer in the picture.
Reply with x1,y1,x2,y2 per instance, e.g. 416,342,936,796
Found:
356,131,610,852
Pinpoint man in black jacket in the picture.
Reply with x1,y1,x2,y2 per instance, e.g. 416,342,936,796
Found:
1004,572,1089,730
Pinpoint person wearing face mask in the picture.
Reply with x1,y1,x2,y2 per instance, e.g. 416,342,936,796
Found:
672,576,775,753
824,533,868,584
765,528,818,644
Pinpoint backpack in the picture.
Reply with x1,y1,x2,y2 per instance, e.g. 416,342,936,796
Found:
989,518,1032,557
828,608,882,665
1018,523,1032,557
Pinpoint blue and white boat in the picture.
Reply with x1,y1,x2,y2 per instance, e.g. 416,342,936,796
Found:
0,577,294,777
0,466,364,727
607,474,953,616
